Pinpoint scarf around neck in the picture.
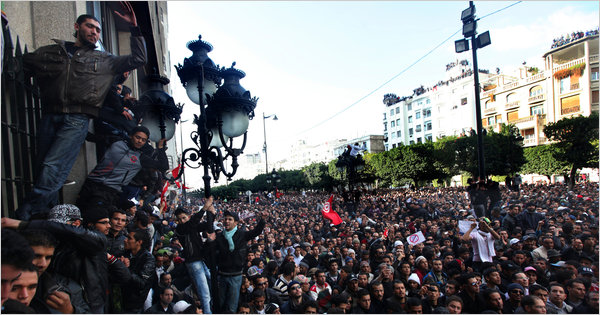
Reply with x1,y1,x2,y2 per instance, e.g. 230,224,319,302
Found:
224,226,238,251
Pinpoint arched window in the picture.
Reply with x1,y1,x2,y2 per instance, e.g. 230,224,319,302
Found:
506,93,518,103
529,86,543,97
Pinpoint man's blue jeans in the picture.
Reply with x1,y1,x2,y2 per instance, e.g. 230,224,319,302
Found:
16,113,89,220
218,274,242,313
186,260,212,314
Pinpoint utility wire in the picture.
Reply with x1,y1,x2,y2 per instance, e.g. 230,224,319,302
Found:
294,1,522,137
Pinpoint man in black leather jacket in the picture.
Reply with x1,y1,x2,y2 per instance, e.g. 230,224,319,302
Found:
17,2,147,221
120,228,156,313
2,204,120,313
175,196,216,313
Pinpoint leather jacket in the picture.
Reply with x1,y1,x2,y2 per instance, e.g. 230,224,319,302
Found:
23,26,146,117
122,250,155,312
22,220,109,313
175,209,215,263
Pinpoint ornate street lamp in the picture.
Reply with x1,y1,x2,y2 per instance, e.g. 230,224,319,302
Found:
335,152,365,213
175,35,258,197
138,73,182,142
266,168,281,189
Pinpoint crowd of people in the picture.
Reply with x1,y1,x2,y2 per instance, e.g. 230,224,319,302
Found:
1,4,599,315
2,179,599,314
550,28,599,49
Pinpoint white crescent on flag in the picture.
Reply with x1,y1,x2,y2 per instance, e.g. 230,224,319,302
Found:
323,203,330,213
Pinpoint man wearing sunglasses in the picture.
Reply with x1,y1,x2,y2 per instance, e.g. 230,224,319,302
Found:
503,283,524,314
457,272,483,314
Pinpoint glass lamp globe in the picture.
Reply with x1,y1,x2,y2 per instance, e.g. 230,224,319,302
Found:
208,128,229,148
185,78,218,105
221,110,250,138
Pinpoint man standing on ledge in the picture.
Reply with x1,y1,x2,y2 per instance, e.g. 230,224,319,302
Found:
18,1,147,220
215,209,267,313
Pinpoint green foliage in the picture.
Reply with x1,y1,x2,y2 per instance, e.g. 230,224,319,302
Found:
521,144,570,179
302,162,335,190
543,112,599,188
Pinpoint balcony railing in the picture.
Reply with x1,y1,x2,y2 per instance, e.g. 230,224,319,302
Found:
502,82,518,91
528,94,545,103
553,57,586,72
570,83,580,90
484,107,496,115
525,72,546,83
523,138,536,145
591,54,599,63
505,100,520,109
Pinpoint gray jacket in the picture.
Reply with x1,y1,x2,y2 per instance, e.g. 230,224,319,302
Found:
87,140,168,191
23,26,146,117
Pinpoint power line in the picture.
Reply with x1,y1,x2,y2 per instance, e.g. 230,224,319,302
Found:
294,1,522,138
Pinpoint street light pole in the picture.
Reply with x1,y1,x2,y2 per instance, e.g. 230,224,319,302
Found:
178,119,189,201
455,1,491,180
471,25,486,180
262,112,277,174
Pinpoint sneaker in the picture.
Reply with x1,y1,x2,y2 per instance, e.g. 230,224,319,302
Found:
64,180,76,186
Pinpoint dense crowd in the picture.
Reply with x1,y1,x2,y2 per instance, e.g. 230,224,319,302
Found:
2,180,599,314
550,28,599,49
2,6,599,315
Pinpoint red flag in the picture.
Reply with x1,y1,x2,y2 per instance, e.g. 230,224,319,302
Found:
275,188,283,199
321,195,342,225
171,164,182,179
160,181,169,205
383,229,389,238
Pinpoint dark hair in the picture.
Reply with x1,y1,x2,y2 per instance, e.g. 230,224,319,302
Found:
301,300,318,312
482,288,502,302
356,288,370,299
131,229,151,251
76,14,99,25
174,207,188,217
121,85,132,96
109,206,127,219
251,289,266,300
279,262,294,276
406,297,422,307
159,286,174,295
74,14,100,38
1,229,34,268
131,125,150,138
20,229,58,249
445,295,463,306
521,295,541,310
135,211,149,226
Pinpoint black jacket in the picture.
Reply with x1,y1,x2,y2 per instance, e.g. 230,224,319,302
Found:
122,250,156,312
22,220,108,313
23,27,147,117
175,209,215,263
215,219,265,275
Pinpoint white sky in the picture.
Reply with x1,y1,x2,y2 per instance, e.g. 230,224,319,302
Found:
166,1,598,188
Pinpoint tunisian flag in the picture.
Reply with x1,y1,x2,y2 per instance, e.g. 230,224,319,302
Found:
275,188,283,199
321,195,342,225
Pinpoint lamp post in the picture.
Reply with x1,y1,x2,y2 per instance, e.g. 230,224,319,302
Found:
335,152,365,213
178,119,189,201
175,35,258,197
265,168,281,192
455,1,491,180
262,112,278,174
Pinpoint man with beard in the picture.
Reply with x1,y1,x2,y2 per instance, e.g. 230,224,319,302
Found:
481,288,504,313
517,203,545,233
462,219,500,272
17,2,147,220
281,280,312,314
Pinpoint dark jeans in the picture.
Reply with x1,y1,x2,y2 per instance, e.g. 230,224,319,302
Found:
17,113,89,220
